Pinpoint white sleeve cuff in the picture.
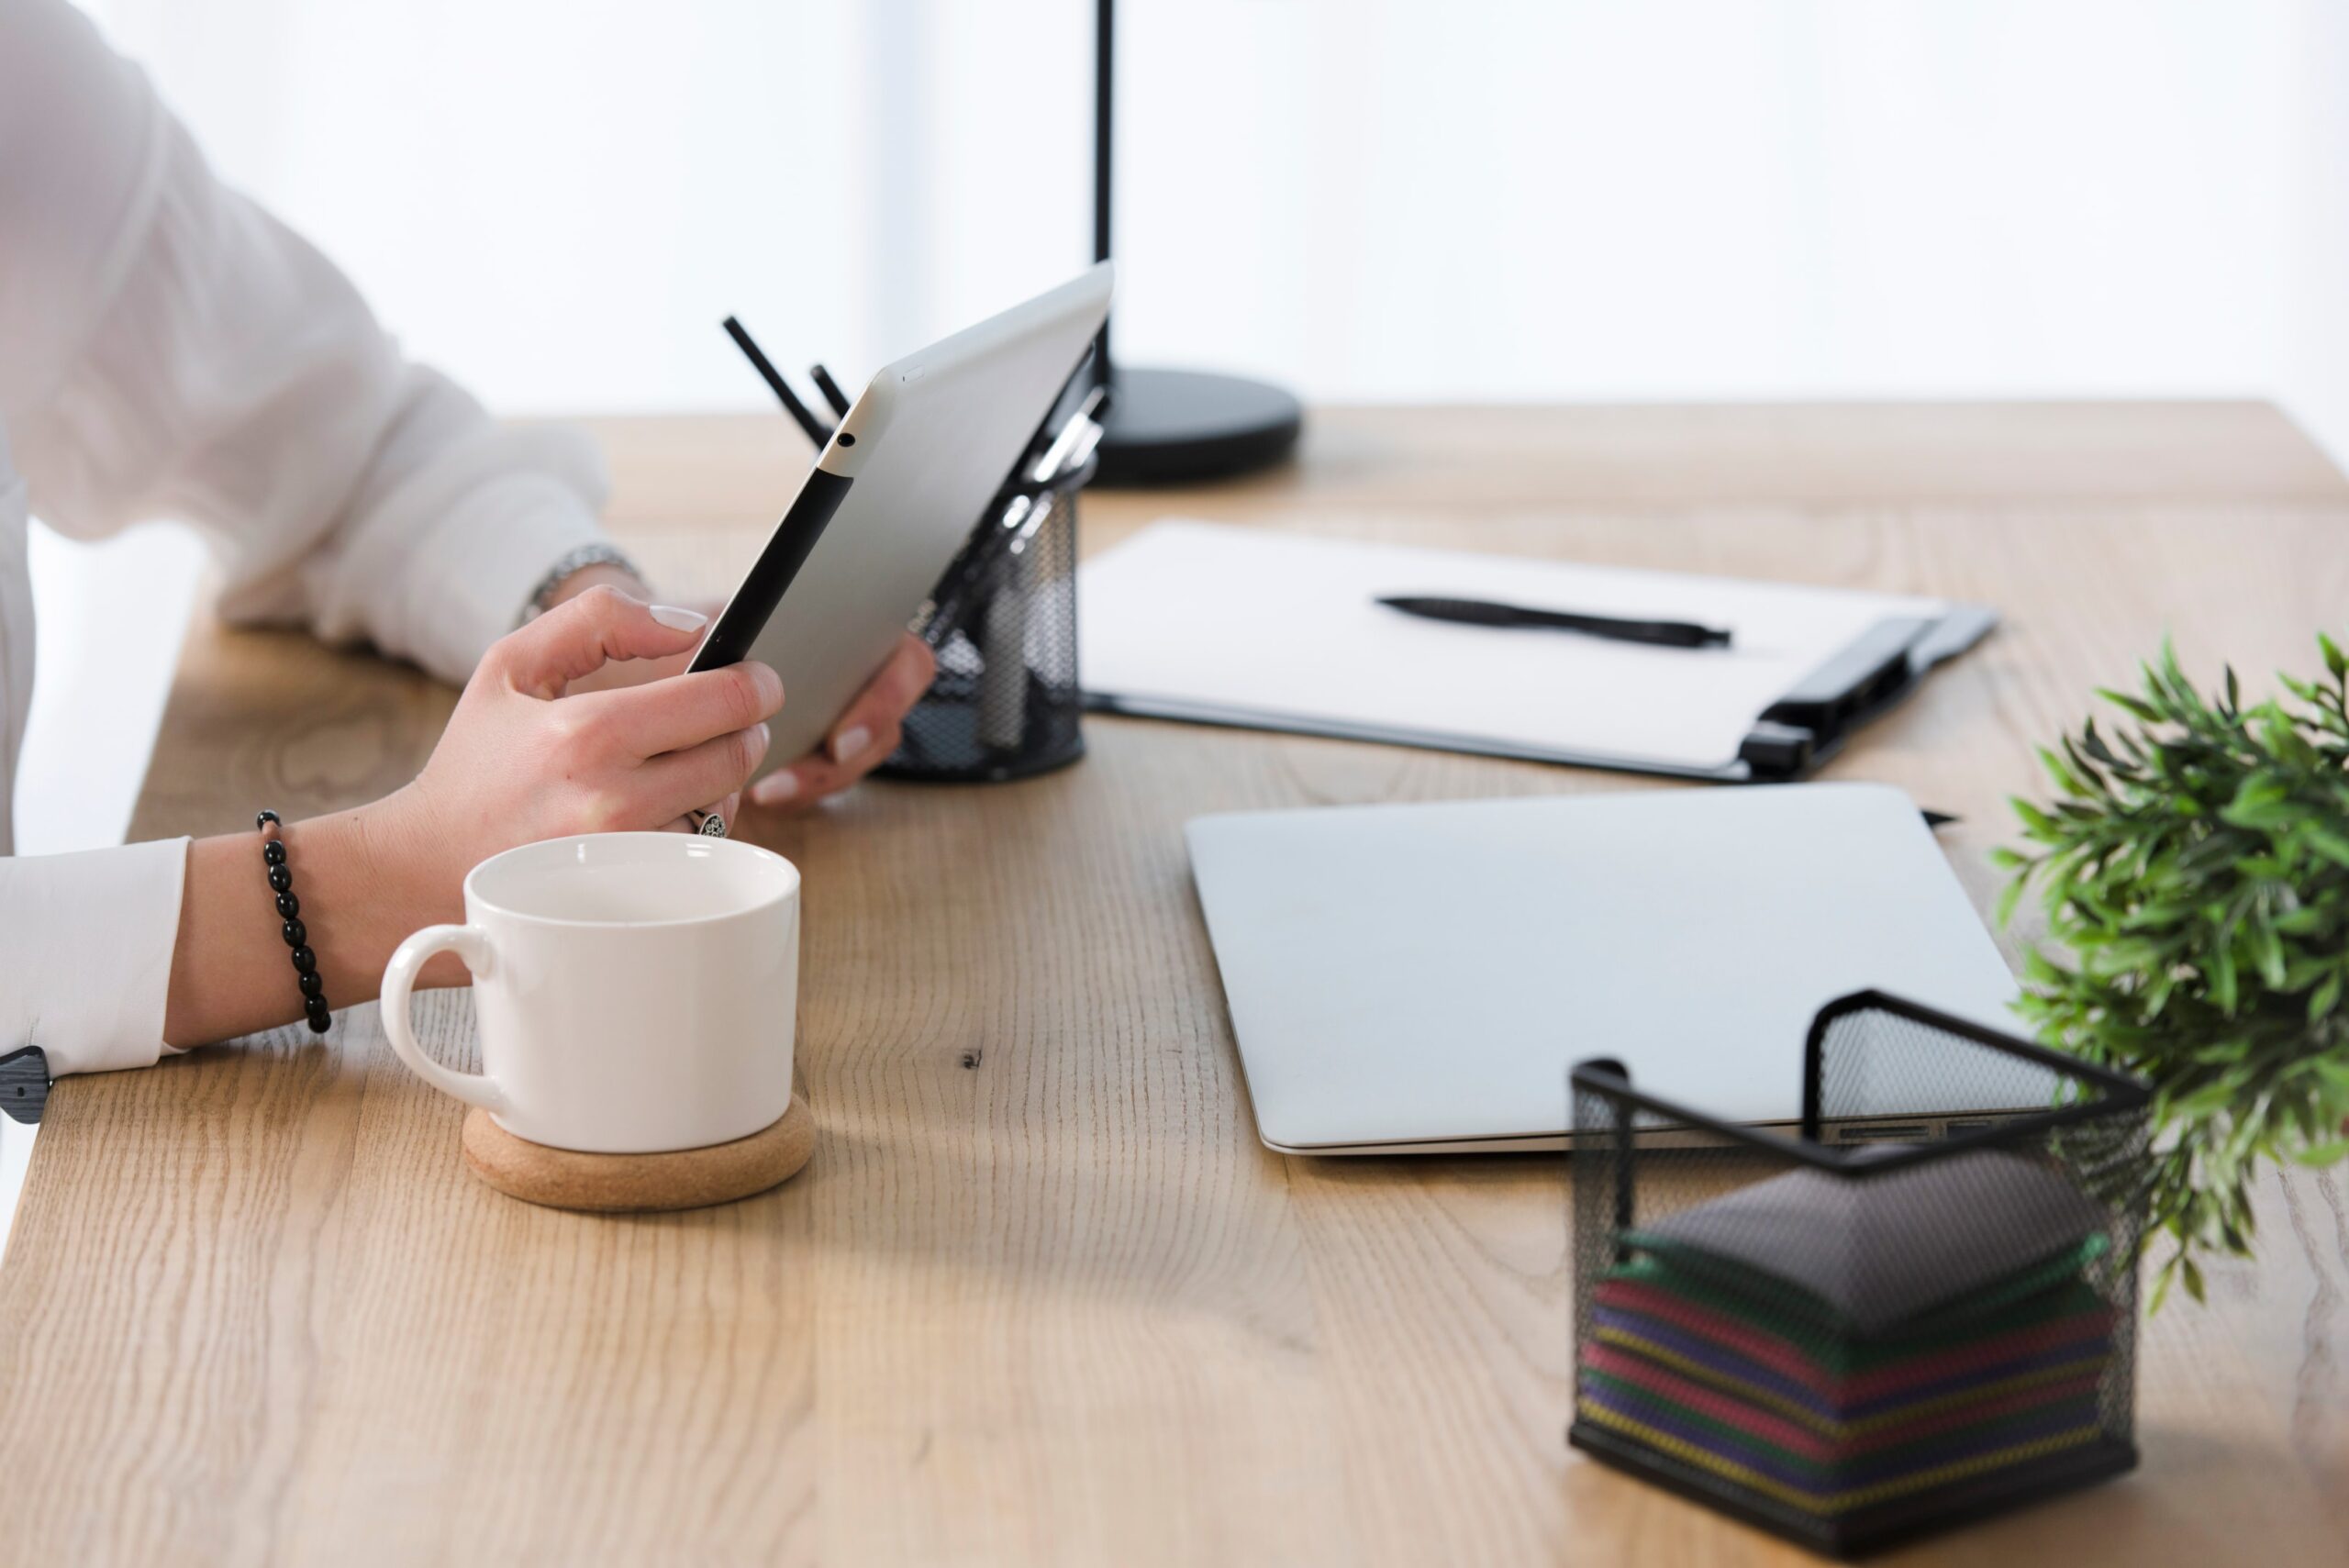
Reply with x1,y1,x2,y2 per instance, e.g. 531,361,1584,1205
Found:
0,836,189,1077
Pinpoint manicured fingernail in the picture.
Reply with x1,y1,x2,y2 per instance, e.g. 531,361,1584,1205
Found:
751,770,798,806
750,721,772,756
650,604,708,631
831,726,872,763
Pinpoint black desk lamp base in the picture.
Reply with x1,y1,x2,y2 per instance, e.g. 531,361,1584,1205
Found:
1090,365,1303,486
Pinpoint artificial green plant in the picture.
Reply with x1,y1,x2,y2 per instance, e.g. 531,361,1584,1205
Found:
1999,634,2349,1307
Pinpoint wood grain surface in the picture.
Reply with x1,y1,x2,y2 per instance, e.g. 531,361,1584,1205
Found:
3,404,2346,1566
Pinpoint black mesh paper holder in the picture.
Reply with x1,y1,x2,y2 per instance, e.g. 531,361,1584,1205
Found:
878,450,1096,784
1567,990,2153,1560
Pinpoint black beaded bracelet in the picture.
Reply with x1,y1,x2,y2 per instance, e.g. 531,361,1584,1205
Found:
256,809,331,1035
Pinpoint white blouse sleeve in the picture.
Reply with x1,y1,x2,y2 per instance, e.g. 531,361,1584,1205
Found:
0,0,611,686
0,0,612,1077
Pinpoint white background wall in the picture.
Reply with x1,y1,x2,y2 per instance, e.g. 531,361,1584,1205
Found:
5,0,2343,1248
61,0,2330,416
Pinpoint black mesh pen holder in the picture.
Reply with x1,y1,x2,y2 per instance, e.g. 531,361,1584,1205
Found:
879,453,1094,783
1568,990,2152,1559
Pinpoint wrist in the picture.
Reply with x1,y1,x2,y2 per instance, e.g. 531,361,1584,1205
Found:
162,801,459,1048
529,550,651,620
161,781,493,1049
282,804,429,1012
339,787,473,989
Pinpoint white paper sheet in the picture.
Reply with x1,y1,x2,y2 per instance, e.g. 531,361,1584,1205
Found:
1078,521,1949,773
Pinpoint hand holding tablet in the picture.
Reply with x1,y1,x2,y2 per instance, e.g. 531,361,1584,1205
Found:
687,263,1115,787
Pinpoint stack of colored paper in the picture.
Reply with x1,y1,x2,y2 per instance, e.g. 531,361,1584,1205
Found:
1575,1150,2117,1526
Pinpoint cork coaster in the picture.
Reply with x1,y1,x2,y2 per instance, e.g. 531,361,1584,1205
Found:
461,1095,815,1212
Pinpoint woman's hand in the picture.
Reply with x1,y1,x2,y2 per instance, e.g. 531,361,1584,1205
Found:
747,633,936,810
161,586,785,1047
543,568,938,814
371,584,784,906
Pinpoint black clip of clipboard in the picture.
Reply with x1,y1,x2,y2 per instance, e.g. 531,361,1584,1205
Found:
1736,605,1998,781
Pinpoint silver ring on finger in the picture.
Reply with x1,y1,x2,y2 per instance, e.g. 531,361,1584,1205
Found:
686,808,729,839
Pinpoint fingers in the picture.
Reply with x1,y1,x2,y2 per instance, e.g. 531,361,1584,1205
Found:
560,595,734,696
748,727,896,809
748,770,798,809
575,660,784,761
826,635,936,762
747,636,934,809
631,724,774,825
487,584,712,698
662,788,745,835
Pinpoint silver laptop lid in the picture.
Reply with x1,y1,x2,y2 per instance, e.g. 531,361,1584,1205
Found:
1185,784,2028,1153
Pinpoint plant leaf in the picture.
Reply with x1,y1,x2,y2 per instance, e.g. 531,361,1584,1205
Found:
2306,829,2349,870
1997,873,2029,929
2308,973,2343,1022
2020,628,2349,1303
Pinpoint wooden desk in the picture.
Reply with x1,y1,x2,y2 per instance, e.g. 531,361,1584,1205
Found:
4,404,2345,1565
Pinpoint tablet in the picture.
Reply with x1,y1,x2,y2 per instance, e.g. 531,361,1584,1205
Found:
690,262,1114,774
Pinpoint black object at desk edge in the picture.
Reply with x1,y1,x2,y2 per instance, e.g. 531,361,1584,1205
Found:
1,1044,50,1125
1736,605,1998,782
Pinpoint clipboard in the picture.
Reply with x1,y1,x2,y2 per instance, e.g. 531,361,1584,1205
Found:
1732,606,1998,780
1075,522,1996,782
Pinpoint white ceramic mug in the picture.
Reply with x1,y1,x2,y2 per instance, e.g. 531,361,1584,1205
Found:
380,833,800,1153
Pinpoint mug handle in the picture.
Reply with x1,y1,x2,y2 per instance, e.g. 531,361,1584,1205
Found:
380,924,507,1113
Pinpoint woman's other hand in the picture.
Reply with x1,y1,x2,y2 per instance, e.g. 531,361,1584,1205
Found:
747,633,936,811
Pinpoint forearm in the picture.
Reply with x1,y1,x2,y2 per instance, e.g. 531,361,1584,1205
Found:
156,569,696,1050
161,798,459,1049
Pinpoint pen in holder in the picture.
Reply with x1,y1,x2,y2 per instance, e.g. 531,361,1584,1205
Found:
880,396,1102,783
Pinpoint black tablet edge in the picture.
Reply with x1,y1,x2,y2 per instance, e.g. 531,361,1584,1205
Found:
687,468,856,673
